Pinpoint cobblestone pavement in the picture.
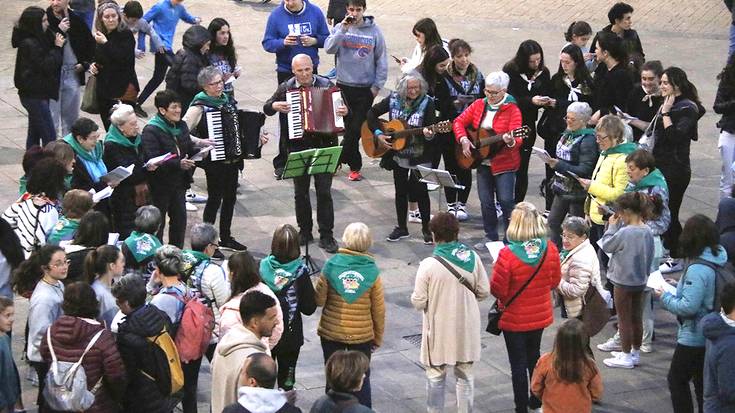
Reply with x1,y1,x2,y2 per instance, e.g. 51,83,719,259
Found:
1,0,731,412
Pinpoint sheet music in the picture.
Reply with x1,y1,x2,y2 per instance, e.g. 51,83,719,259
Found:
486,241,505,262
101,164,134,185
531,147,552,162
144,152,176,167
417,166,466,189
191,145,214,161
332,91,344,129
90,186,114,203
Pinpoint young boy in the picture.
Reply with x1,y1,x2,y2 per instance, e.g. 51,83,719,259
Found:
47,189,93,245
122,1,164,117
0,297,20,413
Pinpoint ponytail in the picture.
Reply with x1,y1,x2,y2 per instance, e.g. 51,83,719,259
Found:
614,191,653,220
564,21,592,42
12,245,63,296
84,245,120,284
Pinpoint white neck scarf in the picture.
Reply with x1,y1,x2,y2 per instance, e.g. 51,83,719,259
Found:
520,70,542,91
564,76,581,102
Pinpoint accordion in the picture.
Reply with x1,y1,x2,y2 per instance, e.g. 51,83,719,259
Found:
286,86,345,140
237,110,266,159
205,103,242,162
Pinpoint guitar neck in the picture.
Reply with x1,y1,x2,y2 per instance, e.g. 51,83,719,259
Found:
391,125,435,138
476,133,505,148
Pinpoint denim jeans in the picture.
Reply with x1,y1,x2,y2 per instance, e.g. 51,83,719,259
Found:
320,338,372,407
503,329,543,413
50,65,81,136
76,10,95,30
730,23,735,58
20,97,56,149
476,167,515,241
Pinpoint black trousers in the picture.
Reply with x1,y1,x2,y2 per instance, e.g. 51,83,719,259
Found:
437,133,472,204
667,344,704,413
274,71,295,170
293,173,334,238
393,166,430,230
151,187,187,248
320,338,372,408
542,133,561,210
31,360,50,412
338,84,373,172
203,161,239,240
659,163,691,257
503,329,543,413
515,129,537,203
271,346,301,391
99,97,136,131
181,357,203,413
138,51,174,105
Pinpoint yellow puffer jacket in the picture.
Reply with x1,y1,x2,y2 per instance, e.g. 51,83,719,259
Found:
315,249,386,346
585,151,629,225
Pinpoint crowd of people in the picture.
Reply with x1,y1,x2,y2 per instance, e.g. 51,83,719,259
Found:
3,0,735,412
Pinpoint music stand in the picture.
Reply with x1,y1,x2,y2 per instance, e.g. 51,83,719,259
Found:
282,146,343,275
416,166,466,220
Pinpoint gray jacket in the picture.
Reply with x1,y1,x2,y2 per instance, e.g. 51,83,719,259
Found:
27,280,64,362
601,221,655,289
324,16,387,90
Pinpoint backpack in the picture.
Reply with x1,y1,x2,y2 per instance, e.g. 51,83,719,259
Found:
43,328,104,411
142,326,184,396
165,288,215,363
692,259,735,313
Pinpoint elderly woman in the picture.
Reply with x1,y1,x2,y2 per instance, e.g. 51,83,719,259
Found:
453,71,523,246
121,205,162,279
543,102,599,247
366,74,437,244
577,114,637,245
316,222,385,407
90,2,138,130
557,216,601,319
490,202,561,413
183,66,246,252
103,104,154,239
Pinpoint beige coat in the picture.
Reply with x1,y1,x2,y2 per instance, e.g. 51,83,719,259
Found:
557,239,601,318
411,251,490,366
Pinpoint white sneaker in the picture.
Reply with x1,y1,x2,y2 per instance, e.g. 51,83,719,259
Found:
596,337,622,352
186,189,208,203
639,343,653,353
603,352,634,369
185,201,198,212
427,183,440,191
456,202,469,221
447,202,457,215
408,209,421,223
660,258,684,274
495,202,503,218
612,350,640,366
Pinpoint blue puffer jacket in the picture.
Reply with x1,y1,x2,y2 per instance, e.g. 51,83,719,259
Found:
701,312,735,413
661,246,728,347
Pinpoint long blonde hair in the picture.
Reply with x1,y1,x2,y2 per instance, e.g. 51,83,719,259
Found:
505,202,547,242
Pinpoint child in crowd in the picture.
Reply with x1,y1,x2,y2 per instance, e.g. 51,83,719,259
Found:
311,350,374,413
600,191,655,369
0,297,21,413
531,318,603,413
47,189,94,245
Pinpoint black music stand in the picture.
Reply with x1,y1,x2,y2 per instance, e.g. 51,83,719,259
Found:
416,165,466,220
282,146,343,275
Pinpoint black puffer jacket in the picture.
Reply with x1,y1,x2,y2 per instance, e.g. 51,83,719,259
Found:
117,305,177,413
103,138,147,238
46,6,95,85
141,120,196,193
165,25,210,108
12,28,62,100
95,29,139,100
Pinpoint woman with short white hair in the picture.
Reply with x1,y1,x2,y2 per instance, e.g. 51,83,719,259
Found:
104,103,154,238
542,101,599,246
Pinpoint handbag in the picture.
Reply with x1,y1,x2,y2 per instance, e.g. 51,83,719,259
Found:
119,83,138,102
486,248,548,335
580,284,611,337
537,109,565,140
134,182,150,207
81,75,99,114
433,255,478,297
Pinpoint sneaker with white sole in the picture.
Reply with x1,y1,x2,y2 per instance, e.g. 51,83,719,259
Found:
612,350,640,366
456,202,469,221
495,202,503,218
660,258,684,274
447,202,457,215
427,183,440,191
185,202,198,212
408,209,421,223
603,351,634,369
639,343,653,353
186,189,208,204
596,337,622,352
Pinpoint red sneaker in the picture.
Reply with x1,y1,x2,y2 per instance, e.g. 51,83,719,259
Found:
348,171,363,181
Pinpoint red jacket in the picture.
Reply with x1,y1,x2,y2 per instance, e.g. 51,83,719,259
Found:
490,242,562,332
453,97,523,175
41,316,126,413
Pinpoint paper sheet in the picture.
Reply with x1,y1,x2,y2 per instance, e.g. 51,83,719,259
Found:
107,232,120,246
90,186,114,203
647,270,677,295
101,164,134,185
486,241,505,263
190,145,214,161
144,152,177,167
531,146,552,162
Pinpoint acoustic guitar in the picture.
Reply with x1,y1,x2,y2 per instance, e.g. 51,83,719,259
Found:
360,119,452,158
455,126,530,170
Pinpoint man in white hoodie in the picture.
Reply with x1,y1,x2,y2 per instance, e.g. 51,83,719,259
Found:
212,290,279,413
223,353,302,413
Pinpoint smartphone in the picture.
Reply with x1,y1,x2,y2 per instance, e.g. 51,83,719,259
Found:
613,105,623,115
391,54,402,64
566,171,579,180
345,15,356,23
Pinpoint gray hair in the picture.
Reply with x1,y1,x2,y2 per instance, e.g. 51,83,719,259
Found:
395,72,428,101
134,205,162,234
110,104,136,128
566,102,592,124
190,223,218,252
154,245,184,277
111,273,147,309
561,216,590,237
485,71,510,89
197,66,224,88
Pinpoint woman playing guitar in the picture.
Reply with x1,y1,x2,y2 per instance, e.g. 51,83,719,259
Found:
366,73,437,244
454,71,523,247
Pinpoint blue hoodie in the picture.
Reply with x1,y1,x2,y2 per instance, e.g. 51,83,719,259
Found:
143,0,198,52
261,0,330,73
661,246,728,347
701,312,735,412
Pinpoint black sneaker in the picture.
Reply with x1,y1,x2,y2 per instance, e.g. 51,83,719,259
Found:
386,227,409,242
212,249,225,260
422,229,434,245
319,236,338,253
274,168,284,180
133,103,148,118
220,238,247,251
299,231,314,246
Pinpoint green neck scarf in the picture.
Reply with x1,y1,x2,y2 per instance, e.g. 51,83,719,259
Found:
183,249,210,269
148,114,181,138
484,94,517,112
260,255,302,292
191,91,229,108
433,241,475,272
105,125,141,151
565,127,595,138
559,249,570,262
322,252,379,304
626,168,669,193
62,133,103,162
601,141,637,156
508,238,548,265
123,231,162,263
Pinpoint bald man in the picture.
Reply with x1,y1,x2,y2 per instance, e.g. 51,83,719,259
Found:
263,54,347,254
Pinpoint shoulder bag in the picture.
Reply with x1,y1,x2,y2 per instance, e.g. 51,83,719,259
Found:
433,255,478,297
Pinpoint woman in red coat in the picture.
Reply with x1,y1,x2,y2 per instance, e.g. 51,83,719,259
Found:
454,71,523,247
490,202,561,413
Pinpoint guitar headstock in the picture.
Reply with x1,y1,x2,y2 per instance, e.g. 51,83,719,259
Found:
432,121,452,134
512,125,531,139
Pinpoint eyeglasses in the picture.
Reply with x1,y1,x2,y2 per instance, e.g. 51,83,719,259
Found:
207,79,224,86
209,242,219,249
595,134,610,141
51,260,71,268
561,233,582,240
485,89,504,96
